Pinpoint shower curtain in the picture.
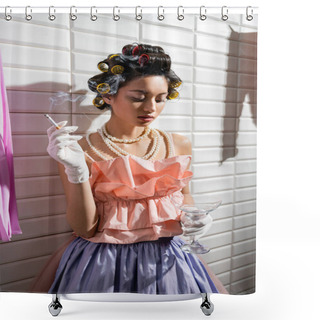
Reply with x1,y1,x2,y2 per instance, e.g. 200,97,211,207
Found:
0,50,22,241
0,7,257,296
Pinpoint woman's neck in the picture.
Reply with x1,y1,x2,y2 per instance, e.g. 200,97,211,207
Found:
104,119,147,140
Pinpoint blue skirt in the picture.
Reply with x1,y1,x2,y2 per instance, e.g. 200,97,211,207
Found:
48,236,219,295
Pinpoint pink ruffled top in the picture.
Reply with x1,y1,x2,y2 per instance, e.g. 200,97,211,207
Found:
85,154,193,244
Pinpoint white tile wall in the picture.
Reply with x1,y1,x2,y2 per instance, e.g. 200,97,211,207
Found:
0,13,257,295
72,15,139,39
0,233,71,264
0,20,70,50
141,23,194,47
1,43,71,72
194,101,237,117
17,195,66,220
3,68,70,91
8,91,71,114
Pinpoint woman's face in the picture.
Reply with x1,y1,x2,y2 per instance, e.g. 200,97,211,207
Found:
104,75,169,127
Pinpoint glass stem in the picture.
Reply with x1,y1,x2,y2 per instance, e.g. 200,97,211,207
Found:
189,235,196,245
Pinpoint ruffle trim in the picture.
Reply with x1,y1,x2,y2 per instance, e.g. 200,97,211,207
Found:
89,154,193,200
85,154,192,244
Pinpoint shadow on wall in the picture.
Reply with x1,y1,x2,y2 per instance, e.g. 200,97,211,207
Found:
6,81,99,238
0,83,98,292
6,82,98,133
221,28,257,164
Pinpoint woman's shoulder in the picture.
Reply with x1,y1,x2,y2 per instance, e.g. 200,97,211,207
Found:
169,132,192,156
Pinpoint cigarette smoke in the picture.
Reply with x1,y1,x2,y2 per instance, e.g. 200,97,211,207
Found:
49,91,86,107
48,91,96,127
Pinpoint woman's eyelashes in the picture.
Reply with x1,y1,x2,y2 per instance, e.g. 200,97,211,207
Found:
129,96,167,103
130,97,144,102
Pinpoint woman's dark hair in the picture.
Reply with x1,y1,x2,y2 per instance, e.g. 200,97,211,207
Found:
88,43,182,111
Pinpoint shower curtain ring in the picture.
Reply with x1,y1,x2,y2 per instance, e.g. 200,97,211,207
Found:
246,6,254,21
200,6,207,21
221,6,228,21
49,6,56,21
135,6,142,20
25,6,32,21
5,6,12,21
157,6,165,20
177,6,184,21
113,6,120,21
91,6,98,21
70,6,77,21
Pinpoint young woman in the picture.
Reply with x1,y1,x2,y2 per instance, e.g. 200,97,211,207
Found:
43,43,227,295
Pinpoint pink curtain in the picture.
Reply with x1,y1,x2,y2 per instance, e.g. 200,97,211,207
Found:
0,50,22,241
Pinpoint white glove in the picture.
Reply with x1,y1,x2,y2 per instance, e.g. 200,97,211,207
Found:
180,212,213,240
47,120,89,184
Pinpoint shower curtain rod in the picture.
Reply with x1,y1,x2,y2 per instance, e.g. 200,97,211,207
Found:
0,6,258,15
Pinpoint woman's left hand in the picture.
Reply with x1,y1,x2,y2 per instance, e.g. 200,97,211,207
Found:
180,212,213,240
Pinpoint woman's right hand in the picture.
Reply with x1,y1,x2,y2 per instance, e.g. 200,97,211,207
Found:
47,121,89,184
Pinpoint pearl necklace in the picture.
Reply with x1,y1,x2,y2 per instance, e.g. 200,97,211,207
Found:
98,127,161,160
103,124,151,143
86,129,173,160
86,123,173,160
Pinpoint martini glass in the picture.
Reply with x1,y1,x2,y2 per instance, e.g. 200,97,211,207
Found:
173,198,222,254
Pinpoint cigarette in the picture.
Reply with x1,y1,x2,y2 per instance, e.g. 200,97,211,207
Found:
44,114,61,129
44,114,96,163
